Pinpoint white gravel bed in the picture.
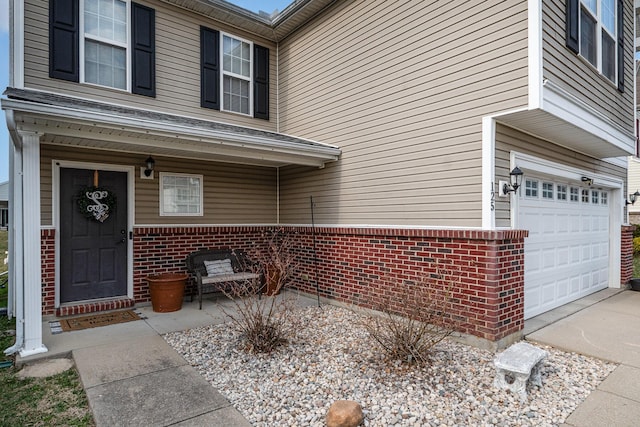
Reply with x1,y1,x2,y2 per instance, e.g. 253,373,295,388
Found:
163,305,616,427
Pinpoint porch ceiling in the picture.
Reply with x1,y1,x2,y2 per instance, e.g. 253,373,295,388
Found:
497,108,634,159
2,89,340,168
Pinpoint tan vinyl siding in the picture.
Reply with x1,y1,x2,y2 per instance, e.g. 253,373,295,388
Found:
542,0,634,132
23,0,277,131
39,144,276,226
494,124,626,227
277,0,529,227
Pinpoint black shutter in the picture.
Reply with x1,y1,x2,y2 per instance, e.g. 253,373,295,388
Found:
566,0,579,54
617,0,624,93
253,44,269,120
49,0,79,82
201,27,220,110
131,3,155,97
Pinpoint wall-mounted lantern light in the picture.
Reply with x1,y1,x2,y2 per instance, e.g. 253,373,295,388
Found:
502,167,523,195
581,176,593,186
626,190,640,206
144,156,155,177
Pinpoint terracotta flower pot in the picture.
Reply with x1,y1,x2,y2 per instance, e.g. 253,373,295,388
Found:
147,273,188,312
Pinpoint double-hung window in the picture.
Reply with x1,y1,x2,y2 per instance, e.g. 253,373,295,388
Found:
567,0,624,90
222,34,252,115
82,0,129,90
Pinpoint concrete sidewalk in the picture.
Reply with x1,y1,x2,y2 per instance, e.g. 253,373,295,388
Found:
18,291,318,426
526,289,640,427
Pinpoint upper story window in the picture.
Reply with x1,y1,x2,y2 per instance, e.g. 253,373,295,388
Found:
222,34,252,115
82,0,128,90
580,0,616,81
200,27,270,120
566,0,624,90
49,0,155,97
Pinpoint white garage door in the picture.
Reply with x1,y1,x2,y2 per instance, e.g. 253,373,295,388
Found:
518,177,610,319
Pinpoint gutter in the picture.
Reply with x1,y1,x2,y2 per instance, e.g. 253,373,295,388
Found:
3,109,24,356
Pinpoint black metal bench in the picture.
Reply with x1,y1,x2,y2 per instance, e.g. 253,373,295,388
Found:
185,249,260,309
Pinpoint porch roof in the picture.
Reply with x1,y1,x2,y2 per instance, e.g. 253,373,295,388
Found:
2,88,341,168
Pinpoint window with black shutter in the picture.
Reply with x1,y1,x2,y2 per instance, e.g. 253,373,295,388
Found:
566,0,624,91
49,0,156,96
201,28,269,119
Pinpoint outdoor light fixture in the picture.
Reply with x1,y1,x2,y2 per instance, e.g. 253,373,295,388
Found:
581,176,593,186
502,166,523,195
626,190,640,206
144,156,155,177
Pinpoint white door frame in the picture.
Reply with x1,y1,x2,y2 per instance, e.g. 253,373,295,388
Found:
509,151,624,289
52,160,135,307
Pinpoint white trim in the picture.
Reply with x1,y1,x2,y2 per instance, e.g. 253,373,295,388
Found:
543,80,635,155
510,150,623,289
480,107,530,230
159,172,204,217
132,223,487,230
2,99,341,160
602,156,629,168
11,0,25,88
53,160,136,305
18,131,47,357
481,116,496,229
220,31,254,117
528,0,543,109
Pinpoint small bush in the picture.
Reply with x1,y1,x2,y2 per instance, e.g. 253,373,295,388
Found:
633,225,640,239
634,237,640,255
221,229,301,353
359,270,459,365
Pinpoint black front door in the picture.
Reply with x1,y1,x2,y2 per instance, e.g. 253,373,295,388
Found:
60,168,128,303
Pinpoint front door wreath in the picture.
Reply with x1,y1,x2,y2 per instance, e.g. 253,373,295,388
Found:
77,186,116,223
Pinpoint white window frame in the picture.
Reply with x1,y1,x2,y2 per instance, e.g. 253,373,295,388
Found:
159,172,204,217
79,0,131,91
578,0,617,84
220,32,253,116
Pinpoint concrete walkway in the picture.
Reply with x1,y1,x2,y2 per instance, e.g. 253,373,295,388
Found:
18,292,318,426
526,289,640,427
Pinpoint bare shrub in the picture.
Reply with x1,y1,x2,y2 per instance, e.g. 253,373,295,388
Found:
221,229,300,353
360,269,459,365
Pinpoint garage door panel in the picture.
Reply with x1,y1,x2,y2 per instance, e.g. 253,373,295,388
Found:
520,177,609,319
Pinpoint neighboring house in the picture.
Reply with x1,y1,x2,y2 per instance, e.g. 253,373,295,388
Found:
1,0,635,356
0,181,8,228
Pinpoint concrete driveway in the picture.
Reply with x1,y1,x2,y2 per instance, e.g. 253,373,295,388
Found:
526,290,640,427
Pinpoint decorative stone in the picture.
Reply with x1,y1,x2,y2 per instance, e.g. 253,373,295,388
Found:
326,400,364,427
494,341,548,402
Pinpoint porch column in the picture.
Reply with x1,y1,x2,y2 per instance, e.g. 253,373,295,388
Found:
18,130,47,357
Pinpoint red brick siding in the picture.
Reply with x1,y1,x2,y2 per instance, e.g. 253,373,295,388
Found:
41,225,634,339
621,225,635,285
41,229,56,315
133,226,265,302
287,227,527,342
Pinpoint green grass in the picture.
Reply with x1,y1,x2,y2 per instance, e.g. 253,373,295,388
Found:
0,367,94,426
0,231,93,425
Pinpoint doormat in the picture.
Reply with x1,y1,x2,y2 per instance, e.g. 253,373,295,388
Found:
49,310,142,334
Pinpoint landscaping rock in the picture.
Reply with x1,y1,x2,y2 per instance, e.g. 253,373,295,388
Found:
326,400,364,427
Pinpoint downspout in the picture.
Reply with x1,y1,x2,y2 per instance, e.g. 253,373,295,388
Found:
4,109,24,356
